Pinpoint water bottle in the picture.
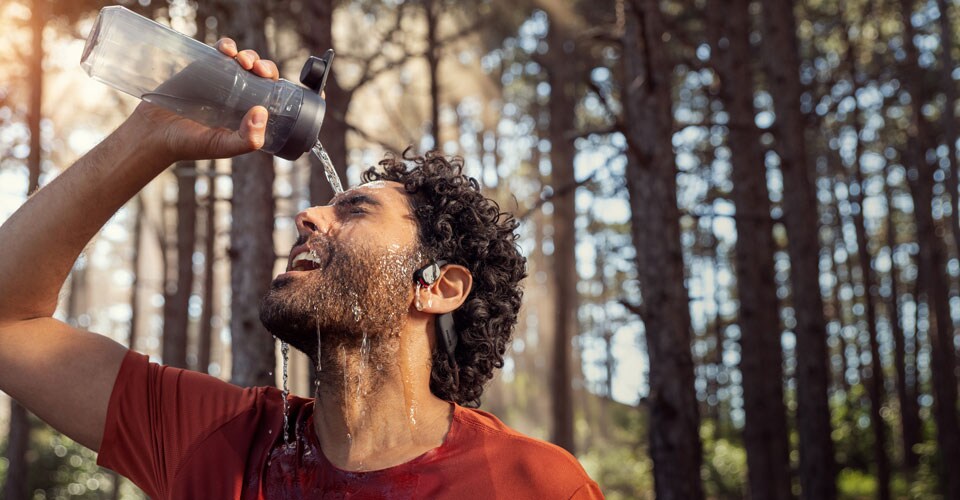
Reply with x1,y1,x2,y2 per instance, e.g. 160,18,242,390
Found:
81,6,333,160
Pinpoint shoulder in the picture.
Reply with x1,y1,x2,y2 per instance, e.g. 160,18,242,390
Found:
451,406,600,497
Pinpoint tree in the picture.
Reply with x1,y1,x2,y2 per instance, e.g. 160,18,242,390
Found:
543,10,579,454
707,0,794,497
161,161,196,369
5,0,45,497
220,0,277,388
620,0,704,497
896,1,960,495
758,0,837,497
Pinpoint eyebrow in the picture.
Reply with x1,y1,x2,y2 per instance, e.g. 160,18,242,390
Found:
332,193,383,209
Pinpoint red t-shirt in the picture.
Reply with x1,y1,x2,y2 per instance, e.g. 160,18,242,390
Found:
97,350,603,499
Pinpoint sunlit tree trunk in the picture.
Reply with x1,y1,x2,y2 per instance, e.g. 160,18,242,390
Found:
222,1,276,387
161,161,196,369
198,163,217,374
708,0,793,497
758,0,836,497
898,1,960,496
621,1,704,497
5,2,45,497
544,13,577,455
303,0,350,209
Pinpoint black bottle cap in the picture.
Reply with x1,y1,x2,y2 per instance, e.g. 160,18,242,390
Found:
275,90,325,161
300,49,335,94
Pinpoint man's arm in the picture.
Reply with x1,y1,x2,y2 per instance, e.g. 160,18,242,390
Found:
0,39,278,451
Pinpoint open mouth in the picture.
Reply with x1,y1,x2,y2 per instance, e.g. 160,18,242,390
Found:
289,249,324,272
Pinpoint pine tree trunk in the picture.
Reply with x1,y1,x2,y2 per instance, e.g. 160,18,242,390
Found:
544,14,577,455
198,164,217,374
884,170,921,469
302,0,350,208
621,1,704,498
708,0,794,497
898,1,960,496
222,2,277,388
5,2,44,496
161,161,196,369
758,1,836,497
425,0,441,146
937,0,960,302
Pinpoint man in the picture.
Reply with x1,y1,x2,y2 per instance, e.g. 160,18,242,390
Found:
0,38,602,499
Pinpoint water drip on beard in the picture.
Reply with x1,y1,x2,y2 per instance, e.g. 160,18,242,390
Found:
281,341,292,446
311,142,343,195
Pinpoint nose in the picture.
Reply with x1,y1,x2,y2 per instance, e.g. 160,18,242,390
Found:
295,206,333,237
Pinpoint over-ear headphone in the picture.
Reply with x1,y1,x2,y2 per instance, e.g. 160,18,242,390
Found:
413,260,460,392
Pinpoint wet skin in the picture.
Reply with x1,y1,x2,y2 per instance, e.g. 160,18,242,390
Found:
262,181,473,472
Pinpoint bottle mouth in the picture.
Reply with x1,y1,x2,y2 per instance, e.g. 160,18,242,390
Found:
80,12,104,73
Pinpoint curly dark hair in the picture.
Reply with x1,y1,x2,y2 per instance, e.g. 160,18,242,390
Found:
362,149,527,408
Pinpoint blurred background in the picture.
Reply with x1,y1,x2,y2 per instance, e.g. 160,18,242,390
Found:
1,0,960,498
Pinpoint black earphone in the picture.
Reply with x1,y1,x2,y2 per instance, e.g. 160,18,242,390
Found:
413,260,460,391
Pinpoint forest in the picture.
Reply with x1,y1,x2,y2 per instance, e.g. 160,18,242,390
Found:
1,0,960,498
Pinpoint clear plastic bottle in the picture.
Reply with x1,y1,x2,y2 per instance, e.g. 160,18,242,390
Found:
81,6,333,160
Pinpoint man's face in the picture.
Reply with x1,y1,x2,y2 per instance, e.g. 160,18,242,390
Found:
259,181,422,361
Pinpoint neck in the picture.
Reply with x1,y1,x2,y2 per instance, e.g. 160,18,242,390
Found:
311,324,452,471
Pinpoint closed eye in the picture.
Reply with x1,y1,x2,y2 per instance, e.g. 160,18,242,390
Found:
333,193,381,217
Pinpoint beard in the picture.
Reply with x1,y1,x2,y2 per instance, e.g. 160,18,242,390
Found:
259,234,421,363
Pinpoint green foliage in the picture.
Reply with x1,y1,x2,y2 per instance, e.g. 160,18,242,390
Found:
579,444,652,500
700,422,747,499
0,420,145,500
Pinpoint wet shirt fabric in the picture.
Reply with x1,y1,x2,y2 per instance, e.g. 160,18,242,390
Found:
97,350,604,499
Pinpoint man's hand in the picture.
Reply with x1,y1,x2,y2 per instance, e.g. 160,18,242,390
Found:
132,37,281,162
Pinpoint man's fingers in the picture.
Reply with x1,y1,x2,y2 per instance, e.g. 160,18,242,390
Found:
236,106,268,151
254,59,280,81
215,38,238,57
235,49,260,70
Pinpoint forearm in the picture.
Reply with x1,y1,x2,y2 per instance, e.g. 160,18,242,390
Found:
0,113,172,321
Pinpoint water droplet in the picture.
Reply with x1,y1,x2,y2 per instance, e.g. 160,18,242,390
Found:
281,341,291,445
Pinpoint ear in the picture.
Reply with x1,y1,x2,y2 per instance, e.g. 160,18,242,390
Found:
419,264,473,314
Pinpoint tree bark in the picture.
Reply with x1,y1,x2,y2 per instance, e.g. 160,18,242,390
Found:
198,163,217,374
621,1,704,498
937,0,960,303
898,1,960,496
884,166,921,469
707,0,794,497
544,12,577,455
222,2,277,387
425,0,441,146
161,161,196,369
302,0,350,209
758,1,836,497
5,2,45,496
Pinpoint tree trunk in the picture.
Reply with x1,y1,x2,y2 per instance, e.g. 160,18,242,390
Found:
937,0,960,302
198,163,217,374
758,1,836,497
884,167,921,469
544,13,577,455
708,0,793,497
161,161,196,369
898,1,960,496
222,2,277,387
847,131,891,500
425,0,441,146
5,2,45,496
621,1,704,498
303,0,350,208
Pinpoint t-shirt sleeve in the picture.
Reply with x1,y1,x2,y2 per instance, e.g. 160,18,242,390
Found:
96,350,261,498
568,481,605,499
